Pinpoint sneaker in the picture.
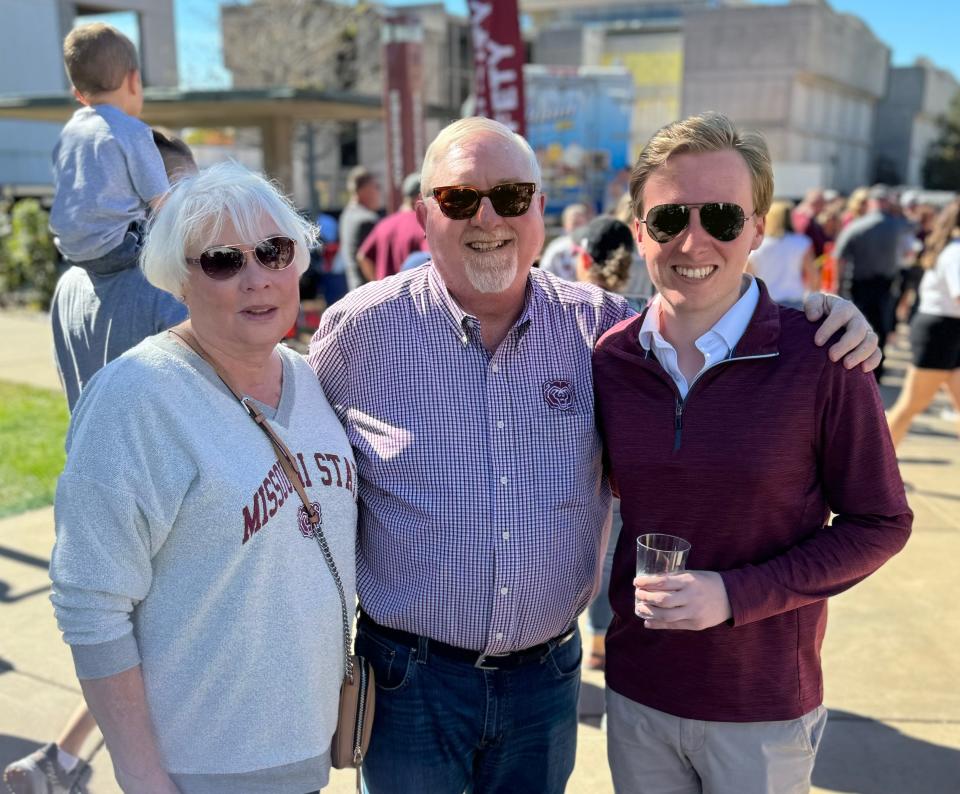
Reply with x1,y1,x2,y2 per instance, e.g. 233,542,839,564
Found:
3,743,92,794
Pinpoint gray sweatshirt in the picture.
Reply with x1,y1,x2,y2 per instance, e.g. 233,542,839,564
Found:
50,334,357,793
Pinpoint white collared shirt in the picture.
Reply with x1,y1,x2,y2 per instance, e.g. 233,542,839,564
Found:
639,276,760,398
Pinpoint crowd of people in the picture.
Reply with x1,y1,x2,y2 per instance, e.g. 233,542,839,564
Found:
4,17,959,794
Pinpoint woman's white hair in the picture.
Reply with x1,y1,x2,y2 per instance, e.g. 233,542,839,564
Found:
420,116,542,196
141,161,317,299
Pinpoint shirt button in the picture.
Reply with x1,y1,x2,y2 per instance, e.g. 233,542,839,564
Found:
495,632,504,641
502,531,510,540
491,363,500,373
496,420,505,429
499,476,508,485
500,586,509,595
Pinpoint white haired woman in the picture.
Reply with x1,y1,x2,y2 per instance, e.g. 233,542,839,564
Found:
49,162,356,794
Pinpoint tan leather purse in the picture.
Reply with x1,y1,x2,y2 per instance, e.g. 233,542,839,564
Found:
169,328,375,781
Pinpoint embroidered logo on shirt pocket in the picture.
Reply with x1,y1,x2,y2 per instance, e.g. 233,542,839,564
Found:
543,379,575,412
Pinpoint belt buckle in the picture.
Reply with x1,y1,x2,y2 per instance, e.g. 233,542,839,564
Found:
474,652,508,670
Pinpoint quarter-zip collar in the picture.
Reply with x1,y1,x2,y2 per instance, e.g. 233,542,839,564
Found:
607,277,783,369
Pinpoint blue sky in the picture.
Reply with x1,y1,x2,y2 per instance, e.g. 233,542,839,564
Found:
82,0,960,90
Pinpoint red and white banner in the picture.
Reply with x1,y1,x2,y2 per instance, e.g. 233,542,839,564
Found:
382,16,426,212
468,0,526,137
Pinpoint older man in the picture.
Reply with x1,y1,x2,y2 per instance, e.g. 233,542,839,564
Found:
308,117,878,794
594,113,911,794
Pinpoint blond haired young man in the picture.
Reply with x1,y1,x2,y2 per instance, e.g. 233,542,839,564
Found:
594,113,911,794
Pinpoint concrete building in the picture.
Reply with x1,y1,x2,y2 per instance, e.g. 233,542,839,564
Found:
220,0,471,210
873,60,960,188
682,0,889,195
525,1,728,159
0,0,177,194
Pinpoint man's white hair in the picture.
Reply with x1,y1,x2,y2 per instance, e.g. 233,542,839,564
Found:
141,161,317,299
420,117,542,196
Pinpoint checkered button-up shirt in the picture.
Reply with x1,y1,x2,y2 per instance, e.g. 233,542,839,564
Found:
308,264,633,653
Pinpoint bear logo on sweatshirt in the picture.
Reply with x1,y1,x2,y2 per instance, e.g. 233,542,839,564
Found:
297,501,323,539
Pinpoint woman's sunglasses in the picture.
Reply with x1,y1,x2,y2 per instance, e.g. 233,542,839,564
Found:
186,236,297,281
640,203,753,243
432,182,537,220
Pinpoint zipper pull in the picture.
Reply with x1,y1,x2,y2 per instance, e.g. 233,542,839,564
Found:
673,400,683,452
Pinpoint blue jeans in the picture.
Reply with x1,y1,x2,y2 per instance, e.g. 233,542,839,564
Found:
587,501,623,634
67,223,144,275
357,621,582,794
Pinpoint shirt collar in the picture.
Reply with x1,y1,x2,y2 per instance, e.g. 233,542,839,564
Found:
638,275,760,355
427,263,536,342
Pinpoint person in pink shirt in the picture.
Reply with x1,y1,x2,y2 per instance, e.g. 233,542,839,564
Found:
357,173,429,281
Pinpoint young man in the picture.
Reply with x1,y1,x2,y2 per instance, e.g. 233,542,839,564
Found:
593,112,912,794
309,116,881,794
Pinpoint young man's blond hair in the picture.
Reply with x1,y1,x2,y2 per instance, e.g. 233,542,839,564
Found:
63,23,139,97
629,112,774,221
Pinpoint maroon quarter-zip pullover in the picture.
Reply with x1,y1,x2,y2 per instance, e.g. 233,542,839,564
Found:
593,282,912,722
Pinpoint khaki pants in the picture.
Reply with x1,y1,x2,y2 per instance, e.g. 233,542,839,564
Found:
606,688,827,794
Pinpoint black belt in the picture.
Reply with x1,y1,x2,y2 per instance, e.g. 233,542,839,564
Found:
358,611,576,671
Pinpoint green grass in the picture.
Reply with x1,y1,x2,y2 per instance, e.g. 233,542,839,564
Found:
0,380,68,518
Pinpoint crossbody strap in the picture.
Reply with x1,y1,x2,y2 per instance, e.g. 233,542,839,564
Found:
168,326,355,682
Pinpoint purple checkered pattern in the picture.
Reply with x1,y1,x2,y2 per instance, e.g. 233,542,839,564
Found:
308,264,633,653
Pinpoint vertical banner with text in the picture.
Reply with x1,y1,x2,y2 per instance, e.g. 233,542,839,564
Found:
468,0,526,137
382,16,426,212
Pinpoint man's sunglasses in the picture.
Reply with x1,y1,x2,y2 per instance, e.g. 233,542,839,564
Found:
432,182,537,220
639,203,753,243
185,236,297,280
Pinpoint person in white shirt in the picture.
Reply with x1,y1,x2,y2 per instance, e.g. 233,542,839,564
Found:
747,200,818,309
539,202,590,280
887,199,960,446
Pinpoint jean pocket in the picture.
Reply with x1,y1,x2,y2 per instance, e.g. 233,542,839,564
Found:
356,629,416,692
544,631,583,680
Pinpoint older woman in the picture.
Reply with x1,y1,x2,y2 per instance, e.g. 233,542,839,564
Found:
49,162,356,794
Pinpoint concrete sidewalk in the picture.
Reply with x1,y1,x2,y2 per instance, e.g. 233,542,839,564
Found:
1,309,958,793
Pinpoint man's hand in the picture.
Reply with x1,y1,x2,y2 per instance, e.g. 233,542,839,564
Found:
634,571,732,631
803,292,881,372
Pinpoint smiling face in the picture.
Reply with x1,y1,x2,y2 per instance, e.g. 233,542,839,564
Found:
416,131,545,304
181,214,301,357
637,149,764,327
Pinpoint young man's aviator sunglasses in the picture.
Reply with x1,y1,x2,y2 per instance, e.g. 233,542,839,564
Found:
640,202,754,243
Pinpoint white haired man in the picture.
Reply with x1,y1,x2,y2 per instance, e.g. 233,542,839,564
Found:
308,116,880,794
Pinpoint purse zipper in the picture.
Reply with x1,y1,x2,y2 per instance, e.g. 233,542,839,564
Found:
353,660,368,765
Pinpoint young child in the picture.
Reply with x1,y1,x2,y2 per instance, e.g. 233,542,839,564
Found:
49,23,168,273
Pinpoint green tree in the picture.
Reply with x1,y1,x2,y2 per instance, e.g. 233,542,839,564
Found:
0,199,58,308
922,90,960,191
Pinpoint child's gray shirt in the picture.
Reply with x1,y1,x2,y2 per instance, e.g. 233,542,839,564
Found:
50,104,168,262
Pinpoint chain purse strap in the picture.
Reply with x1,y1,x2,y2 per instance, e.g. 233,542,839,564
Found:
168,327,355,683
